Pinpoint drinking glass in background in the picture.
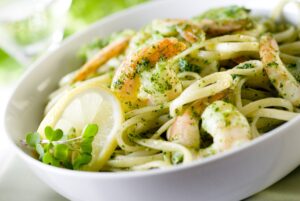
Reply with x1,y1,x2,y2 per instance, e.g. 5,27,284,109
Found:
0,0,72,65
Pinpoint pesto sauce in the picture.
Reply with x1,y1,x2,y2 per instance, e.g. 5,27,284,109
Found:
267,61,279,68
194,5,250,21
178,58,201,73
287,63,300,82
236,63,254,69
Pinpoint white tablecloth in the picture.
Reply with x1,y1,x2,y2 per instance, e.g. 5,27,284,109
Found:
0,84,66,201
0,85,12,173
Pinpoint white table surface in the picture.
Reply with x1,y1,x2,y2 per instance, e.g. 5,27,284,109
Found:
0,84,66,201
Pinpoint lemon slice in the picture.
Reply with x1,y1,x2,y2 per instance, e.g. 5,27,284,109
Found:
37,79,124,171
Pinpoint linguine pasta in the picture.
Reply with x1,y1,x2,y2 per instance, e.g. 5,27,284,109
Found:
25,2,300,172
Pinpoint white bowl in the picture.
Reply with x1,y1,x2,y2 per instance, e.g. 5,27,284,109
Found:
4,0,300,200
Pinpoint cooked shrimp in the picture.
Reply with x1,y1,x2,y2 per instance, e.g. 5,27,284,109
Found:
167,92,226,149
73,36,131,82
127,19,204,55
259,34,300,106
194,6,253,36
111,38,186,111
198,19,252,36
151,19,205,43
201,100,251,153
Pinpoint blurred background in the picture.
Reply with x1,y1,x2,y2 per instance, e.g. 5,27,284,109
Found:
0,0,148,84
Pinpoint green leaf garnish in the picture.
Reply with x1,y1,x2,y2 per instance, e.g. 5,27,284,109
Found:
45,126,63,141
52,129,63,141
54,144,69,162
44,126,54,139
26,132,40,147
35,144,44,159
42,152,60,167
24,124,99,170
80,138,93,154
43,143,53,152
82,124,98,138
73,153,92,170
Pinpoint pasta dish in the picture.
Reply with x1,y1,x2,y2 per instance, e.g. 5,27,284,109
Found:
24,3,300,172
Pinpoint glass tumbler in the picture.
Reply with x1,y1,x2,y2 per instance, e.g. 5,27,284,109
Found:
0,0,72,65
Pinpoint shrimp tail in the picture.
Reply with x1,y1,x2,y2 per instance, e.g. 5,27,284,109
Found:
73,36,132,83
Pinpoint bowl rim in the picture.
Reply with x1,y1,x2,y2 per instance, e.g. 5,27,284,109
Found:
4,0,300,179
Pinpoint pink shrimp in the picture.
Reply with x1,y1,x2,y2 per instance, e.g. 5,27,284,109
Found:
259,34,300,106
167,92,226,149
111,38,187,111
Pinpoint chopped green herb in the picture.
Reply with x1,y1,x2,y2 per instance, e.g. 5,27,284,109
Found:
136,58,151,73
178,58,201,73
267,61,278,68
171,152,184,164
237,63,254,69
231,74,241,80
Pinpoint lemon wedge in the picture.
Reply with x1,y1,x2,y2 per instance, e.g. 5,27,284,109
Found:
37,79,124,171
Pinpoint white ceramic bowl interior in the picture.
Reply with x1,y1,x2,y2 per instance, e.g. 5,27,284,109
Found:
5,0,300,201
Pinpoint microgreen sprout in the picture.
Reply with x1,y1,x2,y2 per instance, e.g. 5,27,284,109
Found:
45,126,63,141
23,124,99,170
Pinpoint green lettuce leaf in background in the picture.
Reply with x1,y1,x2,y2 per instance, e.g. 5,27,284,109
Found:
0,49,21,83
66,0,147,36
